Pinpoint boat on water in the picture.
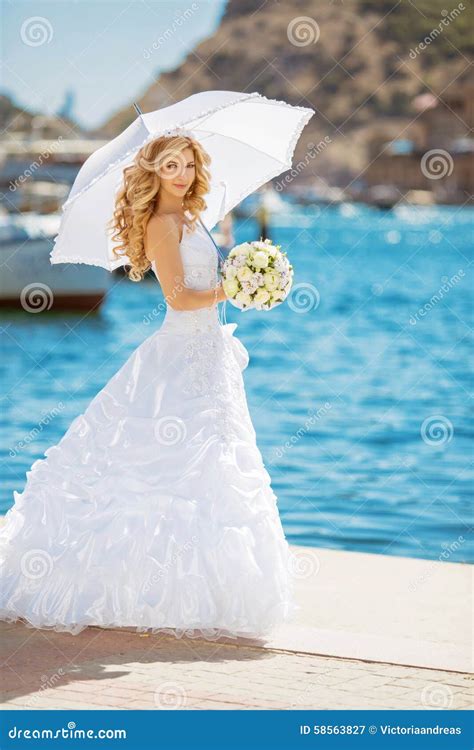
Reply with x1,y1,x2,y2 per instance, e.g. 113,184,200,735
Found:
0,212,110,312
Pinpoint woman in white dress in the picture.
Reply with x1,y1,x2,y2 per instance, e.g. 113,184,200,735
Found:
0,132,298,641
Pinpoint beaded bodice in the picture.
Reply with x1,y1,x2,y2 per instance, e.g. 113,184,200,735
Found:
151,217,220,334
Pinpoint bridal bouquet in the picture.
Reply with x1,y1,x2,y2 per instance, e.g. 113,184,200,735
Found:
220,239,294,311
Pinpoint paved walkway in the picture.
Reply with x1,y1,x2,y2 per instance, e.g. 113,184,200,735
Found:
1,622,472,710
1,545,472,710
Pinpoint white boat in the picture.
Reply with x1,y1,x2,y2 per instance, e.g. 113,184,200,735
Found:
0,212,110,311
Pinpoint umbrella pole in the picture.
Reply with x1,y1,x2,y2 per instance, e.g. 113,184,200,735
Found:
197,217,228,326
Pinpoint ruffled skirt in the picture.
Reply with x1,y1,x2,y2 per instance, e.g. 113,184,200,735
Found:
0,322,299,640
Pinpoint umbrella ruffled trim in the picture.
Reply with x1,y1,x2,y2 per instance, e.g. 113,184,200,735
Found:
49,251,125,270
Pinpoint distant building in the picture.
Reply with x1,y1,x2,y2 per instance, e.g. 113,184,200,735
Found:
0,118,107,214
366,85,473,204
57,89,76,122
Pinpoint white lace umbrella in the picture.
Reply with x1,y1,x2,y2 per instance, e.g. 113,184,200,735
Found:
50,90,314,270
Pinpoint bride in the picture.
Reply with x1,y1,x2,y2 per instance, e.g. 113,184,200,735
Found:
0,131,299,641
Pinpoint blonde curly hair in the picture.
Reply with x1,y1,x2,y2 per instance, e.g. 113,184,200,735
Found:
108,134,212,281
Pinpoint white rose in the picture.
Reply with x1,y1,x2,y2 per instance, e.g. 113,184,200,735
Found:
229,243,252,258
235,290,252,307
225,265,237,280
254,288,270,304
253,251,269,269
263,271,279,291
222,278,239,297
252,240,271,251
274,258,286,273
236,265,253,282
272,289,285,301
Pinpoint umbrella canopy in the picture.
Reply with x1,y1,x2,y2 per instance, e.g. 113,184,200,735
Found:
50,90,314,270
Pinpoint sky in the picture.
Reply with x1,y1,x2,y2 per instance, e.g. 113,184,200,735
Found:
1,0,227,130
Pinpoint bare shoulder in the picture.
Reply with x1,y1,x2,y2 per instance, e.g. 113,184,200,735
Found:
146,213,180,237
145,214,180,261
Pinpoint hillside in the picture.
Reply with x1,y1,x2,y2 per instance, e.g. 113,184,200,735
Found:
92,0,474,183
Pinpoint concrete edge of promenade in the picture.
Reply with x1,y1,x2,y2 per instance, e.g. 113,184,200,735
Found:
271,544,471,674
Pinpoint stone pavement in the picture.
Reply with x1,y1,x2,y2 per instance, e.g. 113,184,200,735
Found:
1,622,473,711
1,545,472,710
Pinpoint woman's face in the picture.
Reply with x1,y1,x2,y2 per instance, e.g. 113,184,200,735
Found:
159,146,196,199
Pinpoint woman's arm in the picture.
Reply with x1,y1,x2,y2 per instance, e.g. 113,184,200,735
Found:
145,215,227,311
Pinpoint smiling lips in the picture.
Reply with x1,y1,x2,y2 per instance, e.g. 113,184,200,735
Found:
174,183,187,189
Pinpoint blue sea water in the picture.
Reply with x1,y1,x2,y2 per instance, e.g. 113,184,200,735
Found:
1,203,473,562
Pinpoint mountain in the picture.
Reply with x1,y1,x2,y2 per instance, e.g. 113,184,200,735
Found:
97,0,473,185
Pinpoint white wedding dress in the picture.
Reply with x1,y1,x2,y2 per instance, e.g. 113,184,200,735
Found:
0,218,299,640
